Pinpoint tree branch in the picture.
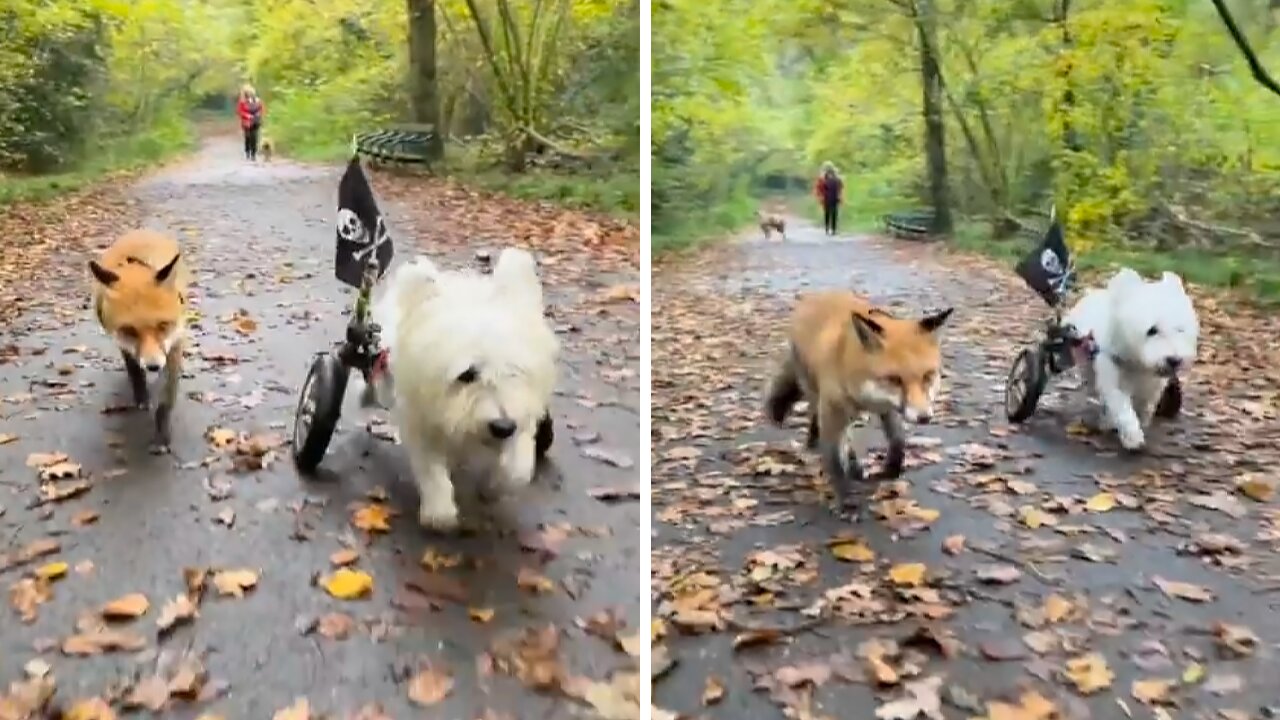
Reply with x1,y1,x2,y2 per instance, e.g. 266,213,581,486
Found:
1209,0,1280,97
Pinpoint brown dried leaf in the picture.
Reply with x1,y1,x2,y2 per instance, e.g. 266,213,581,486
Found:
101,592,149,619
407,666,454,707
212,569,259,598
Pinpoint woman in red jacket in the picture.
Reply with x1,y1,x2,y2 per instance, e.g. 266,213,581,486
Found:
236,84,265,161
814,161,844,236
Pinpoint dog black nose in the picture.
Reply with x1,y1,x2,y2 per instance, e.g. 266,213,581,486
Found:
488,419,516,439
1164,357,1182,372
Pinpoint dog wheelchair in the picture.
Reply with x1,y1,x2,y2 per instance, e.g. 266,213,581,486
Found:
1003,210,1183,423
291,158,554,474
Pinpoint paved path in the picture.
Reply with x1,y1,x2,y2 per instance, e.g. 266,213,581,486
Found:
0,135,640,718
651,218,1280,719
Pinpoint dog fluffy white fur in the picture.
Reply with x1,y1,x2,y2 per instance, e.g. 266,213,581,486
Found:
1064,267,1198,450
371,248,558,531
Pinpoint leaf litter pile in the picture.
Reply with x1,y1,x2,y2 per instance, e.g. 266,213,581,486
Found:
0,146,640,718
651,233,1280,719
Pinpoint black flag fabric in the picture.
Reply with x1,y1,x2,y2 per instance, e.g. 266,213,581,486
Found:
1015,210,1072,307
334,155,394,288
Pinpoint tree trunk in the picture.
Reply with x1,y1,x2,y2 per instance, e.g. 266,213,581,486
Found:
915,0,952,235
406,0,445,161
1055,0,1081,153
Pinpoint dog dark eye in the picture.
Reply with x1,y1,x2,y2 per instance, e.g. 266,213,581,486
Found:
456,366,478,384
1146,326,1159,337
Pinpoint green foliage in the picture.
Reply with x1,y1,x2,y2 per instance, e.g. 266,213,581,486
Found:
0,0,229,196
655,0,1280,295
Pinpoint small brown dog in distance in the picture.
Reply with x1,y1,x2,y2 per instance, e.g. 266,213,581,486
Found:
757,210,786,241
260,137,274,162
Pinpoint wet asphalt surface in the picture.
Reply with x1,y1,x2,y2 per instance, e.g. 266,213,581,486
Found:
0,136,640,717
651,220,1280,719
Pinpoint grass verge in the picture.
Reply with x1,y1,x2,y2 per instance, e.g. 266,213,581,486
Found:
0,118,196,206
444,144,638,221
951,219,1280,306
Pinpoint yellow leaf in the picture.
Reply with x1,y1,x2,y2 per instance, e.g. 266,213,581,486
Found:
830,540,875,563
468,607,495,623
1064,653,1113,694
1238,477,1275,503
323,568,373,600
651,619,668,641
1021,507,1057,528
1181,662,1204,684
906,506,940,523
1043,594,1073,623
1131,678,1174,705
888,563,926,587
1085,492,1116,512
352,503,392,533
36,562,68,580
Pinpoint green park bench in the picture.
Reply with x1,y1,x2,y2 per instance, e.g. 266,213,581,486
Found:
353,125,437,168
881,210,936,241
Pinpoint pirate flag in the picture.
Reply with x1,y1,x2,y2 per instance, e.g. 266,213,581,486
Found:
1015,207,1072,307
334,155,394,288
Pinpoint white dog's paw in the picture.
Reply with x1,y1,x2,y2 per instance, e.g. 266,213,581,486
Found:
418,502,460,533
1117,422,1146,451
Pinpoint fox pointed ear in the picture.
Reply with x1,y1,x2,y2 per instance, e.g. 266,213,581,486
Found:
89,260,119,287
919,307,954,333
154,253,180,284
851,312,885,350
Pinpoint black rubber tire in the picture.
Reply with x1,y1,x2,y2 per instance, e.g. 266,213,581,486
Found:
535,412,554,457
1154,376,1183,419
1006,348,1048,423
292,353,348,474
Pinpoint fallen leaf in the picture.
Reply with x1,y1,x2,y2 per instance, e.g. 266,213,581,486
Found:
1181,662,1205,684
1064,653,1113,694
330,549,359,567
101,592,149,619
25,452,67,468
156,593,198,633
407,666,454,707
272,697,310,720
941,535,966,555
212,569,259,598
1020,507,1057,528
701,675,725,705
323,568,373,600
1132,678,1174,705
831,540,876,563
976,564,1022,585
874,675,944,720
352,503,392,532
470,607,496,623
35,561,68,580
1213,622,1259,658
317,612,355,640
888,563,927,587
1153,576,1215,603
517,567,555,594
1238,475,1275,502
1085,492,1116,512
62,697,118,720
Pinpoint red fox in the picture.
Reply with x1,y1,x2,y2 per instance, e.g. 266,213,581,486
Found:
88,229,190,452
766,291,953,514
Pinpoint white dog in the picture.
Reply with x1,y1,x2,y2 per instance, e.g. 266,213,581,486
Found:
370,248,558,531
1064,267,1198,450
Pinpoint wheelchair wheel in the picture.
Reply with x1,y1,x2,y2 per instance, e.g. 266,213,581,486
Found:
293,353,349,474
1005,348,1048,423
535,411,554,458
1154,376,1183,419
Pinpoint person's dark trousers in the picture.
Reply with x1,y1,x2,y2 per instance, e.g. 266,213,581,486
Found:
823,202,839,235
244,124,260,160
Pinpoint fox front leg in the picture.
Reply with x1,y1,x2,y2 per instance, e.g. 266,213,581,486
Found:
878,411,906,479
817,401,862,517
151,341,183,454
122,350,149,408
